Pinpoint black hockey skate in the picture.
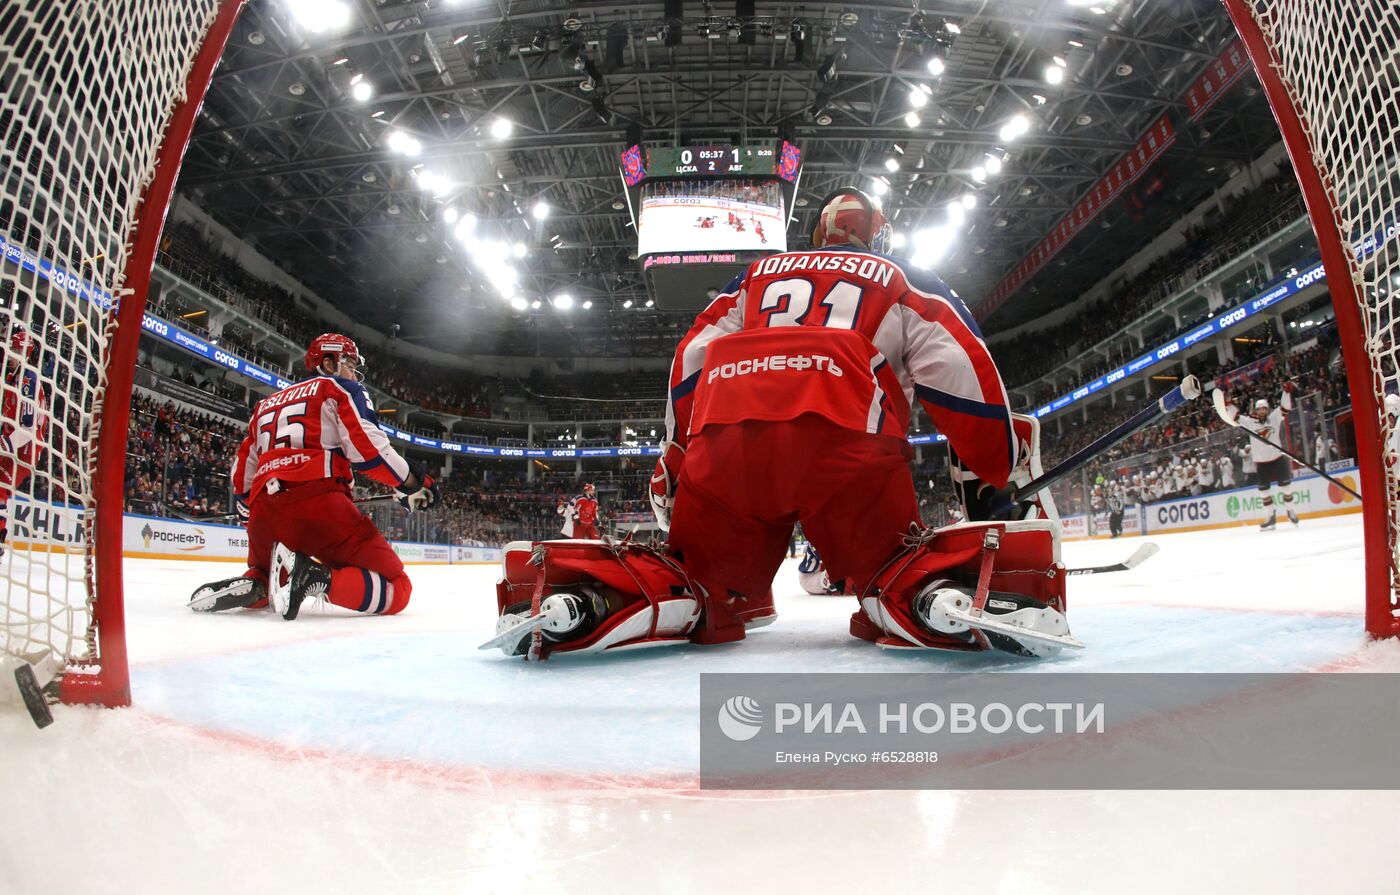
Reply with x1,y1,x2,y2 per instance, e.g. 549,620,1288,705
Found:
188,577,265,612
1260,512,1278,531
269,544,331,621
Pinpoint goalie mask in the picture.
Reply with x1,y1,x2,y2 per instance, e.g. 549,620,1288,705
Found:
811,187,893,254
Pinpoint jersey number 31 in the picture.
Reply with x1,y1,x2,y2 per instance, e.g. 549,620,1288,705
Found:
758,278,863,329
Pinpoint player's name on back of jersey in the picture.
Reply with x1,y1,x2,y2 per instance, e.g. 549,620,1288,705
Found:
260,378,329,410
754,252,896,288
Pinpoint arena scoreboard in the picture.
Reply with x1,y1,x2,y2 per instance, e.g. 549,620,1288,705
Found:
620,141,801,186
618,140,803,309
647,145,773,178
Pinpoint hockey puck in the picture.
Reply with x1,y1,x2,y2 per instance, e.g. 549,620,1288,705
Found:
14,663,54,729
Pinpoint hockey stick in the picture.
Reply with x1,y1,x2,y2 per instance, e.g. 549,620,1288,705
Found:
1065,542,1160,576
1211,388,1362,500
991,375,1204,517
170,494,401,524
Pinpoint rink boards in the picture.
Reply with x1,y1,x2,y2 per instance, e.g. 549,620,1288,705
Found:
1062,465,1363,540
1,466,1364,565
1,497,501,565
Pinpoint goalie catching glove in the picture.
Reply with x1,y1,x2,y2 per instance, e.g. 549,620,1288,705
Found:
649,441,685,531
396,459,441,511
950,413,1058,523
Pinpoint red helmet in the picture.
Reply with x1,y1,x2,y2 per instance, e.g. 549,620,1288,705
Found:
583,482,596,495
305,333,363,375
811,188,892,254
9,325,34,360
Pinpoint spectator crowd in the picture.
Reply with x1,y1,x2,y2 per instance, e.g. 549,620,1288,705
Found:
991,168,1308,395
116,163,1354,545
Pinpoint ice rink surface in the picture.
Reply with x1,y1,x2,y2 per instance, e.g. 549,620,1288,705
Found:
4,513,1399,894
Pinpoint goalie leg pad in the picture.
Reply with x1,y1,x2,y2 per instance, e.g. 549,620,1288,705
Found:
850,520,1074,655
491,540,705,659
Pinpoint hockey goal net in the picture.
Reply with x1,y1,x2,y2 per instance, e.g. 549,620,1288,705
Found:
0,1,243,706
1223,0,1400,637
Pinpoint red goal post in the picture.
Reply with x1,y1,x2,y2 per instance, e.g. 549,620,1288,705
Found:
1222,0,1400,638
0,1,245,707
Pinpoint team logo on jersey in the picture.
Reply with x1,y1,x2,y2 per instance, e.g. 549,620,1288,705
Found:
717,695,764,742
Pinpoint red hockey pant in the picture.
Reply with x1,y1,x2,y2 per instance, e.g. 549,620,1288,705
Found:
668,416,919,642
243,480,411,615
573,522,599,539
0,457,32,539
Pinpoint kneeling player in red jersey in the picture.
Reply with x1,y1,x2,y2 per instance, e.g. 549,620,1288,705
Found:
490,189,1078,660
188,333,440,619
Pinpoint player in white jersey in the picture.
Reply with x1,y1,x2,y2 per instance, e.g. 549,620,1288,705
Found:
1226,385,1298,529
1383,393,1400,469
556,497,576,538
1195,457,1212,493
1217,452,1236,489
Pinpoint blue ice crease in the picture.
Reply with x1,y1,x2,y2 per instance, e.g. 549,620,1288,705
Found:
134,605,1363,775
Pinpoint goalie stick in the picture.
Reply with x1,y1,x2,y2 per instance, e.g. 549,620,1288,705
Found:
990,375,1204,517
1211,388,1362,500
1065,542,1159,576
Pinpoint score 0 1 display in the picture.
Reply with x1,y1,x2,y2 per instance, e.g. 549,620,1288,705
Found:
620,142,802,186
648,145,775,177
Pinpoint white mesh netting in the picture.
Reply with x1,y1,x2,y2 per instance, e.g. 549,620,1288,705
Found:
0,2,224,671
1238,0,1400,623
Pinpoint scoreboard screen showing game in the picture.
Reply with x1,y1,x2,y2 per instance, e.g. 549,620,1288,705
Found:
637,179,786,256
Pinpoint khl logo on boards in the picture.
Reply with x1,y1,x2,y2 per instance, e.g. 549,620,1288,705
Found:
718,695,764,741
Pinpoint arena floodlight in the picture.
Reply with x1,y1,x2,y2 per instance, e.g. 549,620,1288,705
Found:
999,114,1031,142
